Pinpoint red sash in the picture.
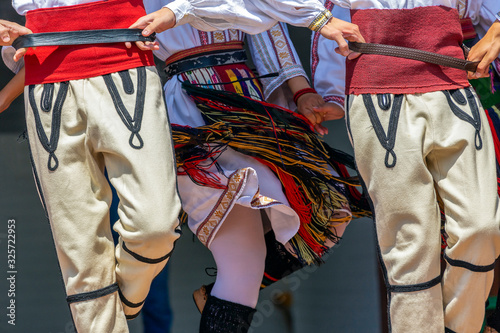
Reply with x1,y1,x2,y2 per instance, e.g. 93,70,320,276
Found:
346,6,470,95
24,0,154,85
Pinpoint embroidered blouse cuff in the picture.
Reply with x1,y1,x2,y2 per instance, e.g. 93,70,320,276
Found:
324,95,346,110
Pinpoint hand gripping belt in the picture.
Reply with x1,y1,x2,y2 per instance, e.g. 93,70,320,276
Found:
12,29,155,49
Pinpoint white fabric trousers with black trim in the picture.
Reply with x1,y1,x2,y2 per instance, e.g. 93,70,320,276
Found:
24,66,181,332
346,88,500,333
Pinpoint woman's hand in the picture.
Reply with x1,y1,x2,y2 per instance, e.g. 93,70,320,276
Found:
296,93,343,136
127,7,176,51
468,21,500,79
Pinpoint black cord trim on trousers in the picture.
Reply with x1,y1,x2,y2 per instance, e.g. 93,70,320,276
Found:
29,82,69,171
444,252,496,272
449,89,467,105
442,87,482,150
445,327,457,333
346,98,392,331
126,311,141,320
122,241,173,264
387,275,441,293
118,70,135,95
103,67,146,150
41,83,54,112
121,224,182,264
26,135,48,216
66,282,119,304
362,94,403,168
118,288,146,308
377,94,391,111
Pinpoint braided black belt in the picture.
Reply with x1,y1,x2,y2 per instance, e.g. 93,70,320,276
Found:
165,49,248,79
349,42,479,72
12,29,155,50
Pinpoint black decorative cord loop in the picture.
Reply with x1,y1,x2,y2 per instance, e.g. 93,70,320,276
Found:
118,70,135,95
449,89,467,105
363,94,403,168
103,67,146,149
41,83,54,112
377,94,391,111
442,87,482,150
29,82,69,171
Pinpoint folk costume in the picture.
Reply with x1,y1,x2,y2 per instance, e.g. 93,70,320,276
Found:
322,0,500,332
11,0,183,331
145,0,369,331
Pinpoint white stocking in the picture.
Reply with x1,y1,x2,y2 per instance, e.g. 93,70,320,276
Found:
209,205,266,308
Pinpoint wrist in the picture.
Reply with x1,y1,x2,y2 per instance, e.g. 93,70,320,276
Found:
293,88,317,105
163,0,191,27
308,9,333,32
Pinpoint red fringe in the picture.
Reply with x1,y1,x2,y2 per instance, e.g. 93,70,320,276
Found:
254,157,312,225
254,157,326,255
178,145,226,190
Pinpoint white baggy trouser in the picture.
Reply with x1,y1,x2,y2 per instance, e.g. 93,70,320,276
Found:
25,66,181,332
346,88,500,333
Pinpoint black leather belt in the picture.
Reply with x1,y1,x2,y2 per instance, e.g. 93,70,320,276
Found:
165,49,247,79
349,42,480,72
12,29,155,50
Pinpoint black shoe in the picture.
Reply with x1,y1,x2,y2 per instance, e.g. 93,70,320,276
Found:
199,295,256,333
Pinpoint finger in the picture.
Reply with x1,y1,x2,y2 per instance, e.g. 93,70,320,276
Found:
134,41,159,51
135,41,146,50
314,123,328,136
347,51,361,60
302,109,317,125
314,105,345,120
129,16,150,30
307,106,323,124
475,58,492,78
0,28,10,43
125,41,132,49
6,22,31,36
14,48,27,62
334,36,349,57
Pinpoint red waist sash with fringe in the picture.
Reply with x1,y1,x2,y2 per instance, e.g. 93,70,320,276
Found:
346,6,470,95
24,0,154,85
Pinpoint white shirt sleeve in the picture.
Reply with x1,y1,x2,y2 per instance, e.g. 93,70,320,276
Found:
467,0,500,35
247,22,308,109
165,0,327,34
1,46,24,74
311,1,348,110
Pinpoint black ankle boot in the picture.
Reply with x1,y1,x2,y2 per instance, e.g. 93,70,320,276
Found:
199,295,256,333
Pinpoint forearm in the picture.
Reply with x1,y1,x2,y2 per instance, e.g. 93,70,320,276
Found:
287,75,312,95
164,0,328,34
0,67,25,113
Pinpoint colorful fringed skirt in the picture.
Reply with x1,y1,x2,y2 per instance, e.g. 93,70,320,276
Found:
168,62,370,267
